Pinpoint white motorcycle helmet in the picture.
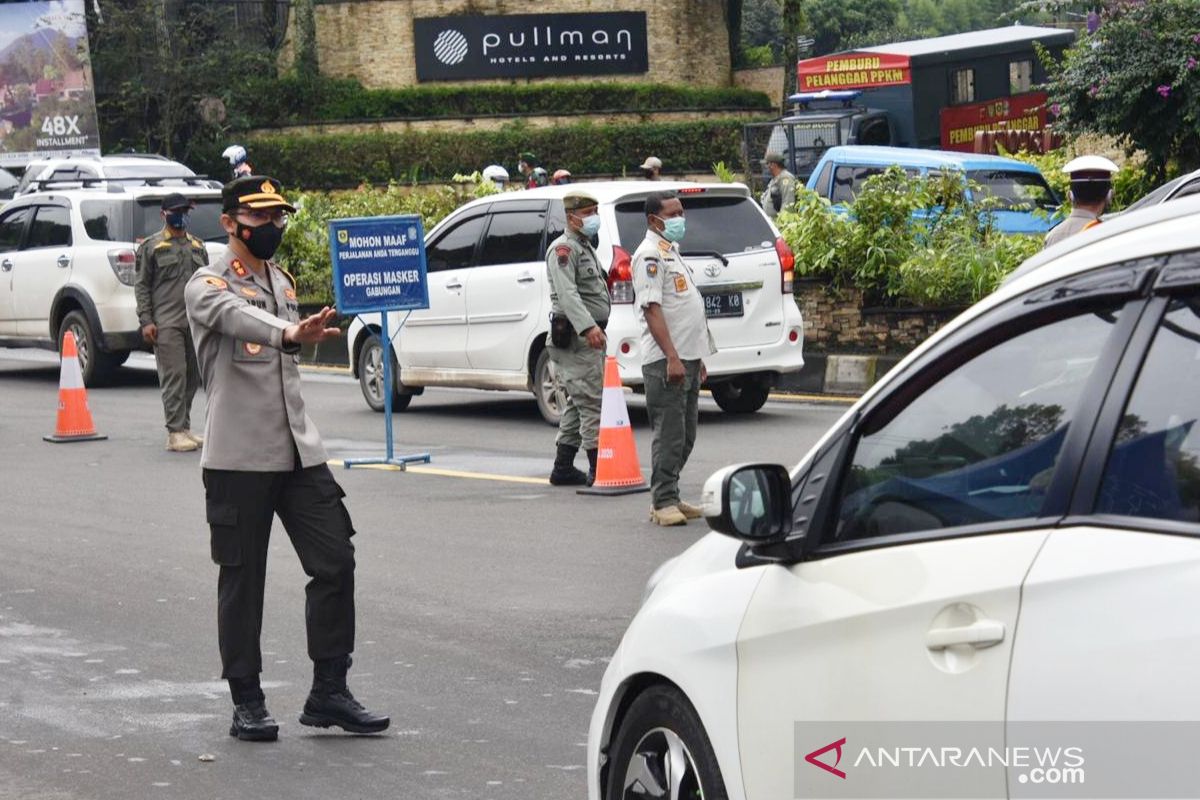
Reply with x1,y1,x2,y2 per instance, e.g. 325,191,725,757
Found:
482,164,509,187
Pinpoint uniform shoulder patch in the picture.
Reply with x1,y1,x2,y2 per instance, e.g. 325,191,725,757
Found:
153,240,172,250
189,235,204,248
202,276,229,290
230,259,248,278
645,259,659,277
656,240,672,253
555,245,571,267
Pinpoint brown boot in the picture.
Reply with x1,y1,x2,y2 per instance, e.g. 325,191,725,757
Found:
184,430,204,446
676,501,704,520
649,506,688,526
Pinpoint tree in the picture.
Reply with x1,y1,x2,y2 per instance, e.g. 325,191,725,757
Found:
742,0,784,54
1044,0,1200,179
803,0,901,55
293,0,319,80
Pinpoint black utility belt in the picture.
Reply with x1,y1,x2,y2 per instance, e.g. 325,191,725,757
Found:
550,315,607,347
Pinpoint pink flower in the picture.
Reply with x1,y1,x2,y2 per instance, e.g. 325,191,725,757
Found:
1189,57,1198,71
1050,103,1062,117
1157,84,1172,98
1089,85,1100,98
1193,33,1200,44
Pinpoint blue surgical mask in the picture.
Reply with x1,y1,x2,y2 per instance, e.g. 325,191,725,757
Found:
580,214,602,238
660,216,686,242
166,211,189,230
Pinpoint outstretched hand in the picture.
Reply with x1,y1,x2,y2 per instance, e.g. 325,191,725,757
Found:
284,306,341,345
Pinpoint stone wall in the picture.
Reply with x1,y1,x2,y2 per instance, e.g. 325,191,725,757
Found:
796,280,963,354
732,66,784,110
281,0,731,89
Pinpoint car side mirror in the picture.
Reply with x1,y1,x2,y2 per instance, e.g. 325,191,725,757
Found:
700,463,793,544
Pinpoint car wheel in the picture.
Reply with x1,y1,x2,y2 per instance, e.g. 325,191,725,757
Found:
533,347,565,426
357,333,412,413
59,310,120,386
606,685,728,800
710,376,770,414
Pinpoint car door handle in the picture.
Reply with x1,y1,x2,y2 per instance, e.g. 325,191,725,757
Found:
57,255,71,269
444,279,463,290
517,274,536,284
925,619,1006,651
0,259,11,272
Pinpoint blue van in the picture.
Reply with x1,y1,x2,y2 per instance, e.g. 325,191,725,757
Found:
805,145,1061,234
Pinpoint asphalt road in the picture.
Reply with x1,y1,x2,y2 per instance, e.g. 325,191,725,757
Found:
0,349,847,800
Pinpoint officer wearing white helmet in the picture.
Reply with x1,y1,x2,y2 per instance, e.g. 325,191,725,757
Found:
482,164,508,188
1043,155,1119,249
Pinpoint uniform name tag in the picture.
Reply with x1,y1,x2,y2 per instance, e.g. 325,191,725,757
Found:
673,274,688,293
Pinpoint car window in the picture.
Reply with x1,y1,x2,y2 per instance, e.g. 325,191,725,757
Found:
0,169,17,191
830,305,1125,543
27,205,72,249
546,201,565,250
81,199,129,241
104,163,195,179
134,198,224,242
614,196,775,255
426,214,485,272
966,169,1060,211
1171,178,1200,202
1095,294,1200,523
811,162,833,198
477,211,546,267
830,166,886,204
0,206,32,252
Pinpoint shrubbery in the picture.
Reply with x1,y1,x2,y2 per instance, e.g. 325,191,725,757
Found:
245,120,748,188
776,167,1043,307
234,77,771,126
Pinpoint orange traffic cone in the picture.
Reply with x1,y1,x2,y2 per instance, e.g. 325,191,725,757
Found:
578,356,649,496
43,331,107,444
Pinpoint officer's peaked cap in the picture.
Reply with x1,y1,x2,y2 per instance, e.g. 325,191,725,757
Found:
562,191,599,211
223,175,297,214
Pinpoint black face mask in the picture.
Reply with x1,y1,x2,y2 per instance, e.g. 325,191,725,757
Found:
236,220,283,260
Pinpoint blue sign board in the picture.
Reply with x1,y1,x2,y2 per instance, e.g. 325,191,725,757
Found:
329,215,430,315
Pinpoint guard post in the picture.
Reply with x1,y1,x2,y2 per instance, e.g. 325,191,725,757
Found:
329,215,432,470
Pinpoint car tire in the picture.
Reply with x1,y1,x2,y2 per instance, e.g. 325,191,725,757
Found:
710,376,770,414
357,333,413,413
59,310,121,386
605,685,728,800
533,347,565,427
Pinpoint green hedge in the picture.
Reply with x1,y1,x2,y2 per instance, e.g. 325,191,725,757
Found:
248,120,748,188
235,77,771,126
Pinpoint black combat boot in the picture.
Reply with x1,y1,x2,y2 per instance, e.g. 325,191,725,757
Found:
586,448,599,487
549,443,588,486
228,676,278,741
299,655,390,734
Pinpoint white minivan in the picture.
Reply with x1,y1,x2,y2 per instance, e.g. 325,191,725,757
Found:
347,181,805,423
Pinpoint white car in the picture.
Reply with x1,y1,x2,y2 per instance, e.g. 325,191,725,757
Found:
346,181,805,423
588,196,1200,799
14,153,211,196
0,181,225,383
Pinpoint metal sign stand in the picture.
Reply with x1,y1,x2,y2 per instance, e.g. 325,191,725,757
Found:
343,310,430,471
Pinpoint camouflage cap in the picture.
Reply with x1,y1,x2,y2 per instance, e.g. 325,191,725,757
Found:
562,190,599,211
764,152,785,166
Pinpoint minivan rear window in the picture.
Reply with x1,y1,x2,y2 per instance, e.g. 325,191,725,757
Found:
615,196,775,255
84,197,224,243
966,169,1059,211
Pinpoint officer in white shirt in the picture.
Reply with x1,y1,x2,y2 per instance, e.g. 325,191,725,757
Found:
630,191,716,527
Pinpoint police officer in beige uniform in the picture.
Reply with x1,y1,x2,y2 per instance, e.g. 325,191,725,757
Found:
184,176,388,742
545,190,610,486
761,152,797,219
135,193,207,452
1043,155,1119,249
631,192,716,526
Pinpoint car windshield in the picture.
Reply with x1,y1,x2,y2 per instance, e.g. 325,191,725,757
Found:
104,163,196,183
966,169,1060,211
0,169,17,190
614,195,775,255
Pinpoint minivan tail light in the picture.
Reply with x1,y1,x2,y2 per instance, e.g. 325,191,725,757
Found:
775,237,794,293
107,248,137,285
609,245,634,304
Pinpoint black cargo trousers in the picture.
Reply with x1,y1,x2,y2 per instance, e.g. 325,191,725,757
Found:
202,461,356,679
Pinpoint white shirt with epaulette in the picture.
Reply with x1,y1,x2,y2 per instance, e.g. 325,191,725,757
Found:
184,249,327,471
630,230,716,365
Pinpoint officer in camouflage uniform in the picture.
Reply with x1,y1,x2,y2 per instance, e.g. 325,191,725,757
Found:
545,190,610,486
135,193,208,452
184,176,389,742
761,152,797,219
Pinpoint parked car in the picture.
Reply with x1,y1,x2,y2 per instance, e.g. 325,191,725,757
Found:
587,195,1200,800
14,153,213,196
0,168,18,202
347,181,805,423
1118,166,1200,215
806,145,1061,234
0,180,225,384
